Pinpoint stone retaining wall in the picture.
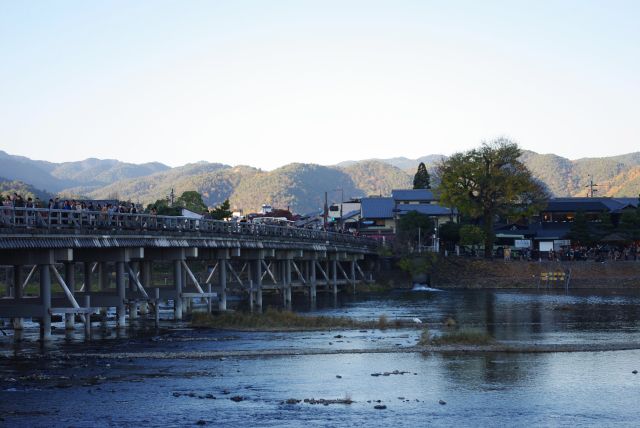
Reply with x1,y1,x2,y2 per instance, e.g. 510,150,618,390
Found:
431,257,640,288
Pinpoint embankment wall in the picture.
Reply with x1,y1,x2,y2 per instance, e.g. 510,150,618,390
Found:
431,257,640,288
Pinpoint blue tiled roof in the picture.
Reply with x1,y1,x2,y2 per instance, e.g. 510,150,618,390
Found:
361,197,394,219
397,203,453,216
391,189,434,202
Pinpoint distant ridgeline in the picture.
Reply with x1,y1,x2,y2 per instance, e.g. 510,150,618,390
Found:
1,149,640,213
0,176,53,201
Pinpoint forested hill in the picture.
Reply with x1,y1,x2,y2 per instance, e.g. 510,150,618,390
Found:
1,149,640,213
81,161,412,213
0,150,169,193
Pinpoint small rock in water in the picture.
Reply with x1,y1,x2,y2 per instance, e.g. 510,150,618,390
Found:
285,398,301,404
633,370,638,374
196,420,206,426
336,375,342,379
230,396,244,402
334,335,343,339
439,399,447,405
172,392,181,397
374,405,387,410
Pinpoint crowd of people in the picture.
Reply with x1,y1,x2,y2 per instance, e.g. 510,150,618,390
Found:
491,244,640,262
1,193,146,227
2,193,141,214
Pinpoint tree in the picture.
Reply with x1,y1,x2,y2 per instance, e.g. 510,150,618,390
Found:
210,199,232,220
396,211,434,252
437,138,549,257
413,162,431,189
177,191,208,214
146,199,180,216
438,221,461,249
618,209,640,241
596,211,615,239
459,224,485,255
567,211,593,245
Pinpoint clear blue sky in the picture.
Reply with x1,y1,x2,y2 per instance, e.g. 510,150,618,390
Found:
1,0,638,169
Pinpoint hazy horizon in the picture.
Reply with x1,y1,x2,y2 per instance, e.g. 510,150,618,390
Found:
4,146,640,171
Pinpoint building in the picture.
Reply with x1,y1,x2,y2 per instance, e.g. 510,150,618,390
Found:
359,189,456,238
494,197,640,253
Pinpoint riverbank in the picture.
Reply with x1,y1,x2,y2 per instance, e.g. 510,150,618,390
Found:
430,257,640,288
50,342,640,360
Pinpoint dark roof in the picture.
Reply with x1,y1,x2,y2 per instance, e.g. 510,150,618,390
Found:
533,223,571,240
544,197,638,213
391,189,435,202
397,203,453,216
361,197,394,219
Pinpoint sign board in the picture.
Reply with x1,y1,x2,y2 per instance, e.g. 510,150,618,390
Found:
515,239,532,248
539,241,554,252
554,240,571,246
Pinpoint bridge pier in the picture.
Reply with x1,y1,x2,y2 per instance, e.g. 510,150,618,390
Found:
251,257,263,311
139,261,151,316
309,260,317,304
350,259,356,294
116,261,126,328
12,265,23,331
98,262,109,317
39,263,51,341
219,256,227,311
128,262,138,321
64,262,75,330
284,259,292,309
331,258,338,296
173,260,183,320
83,261,92,295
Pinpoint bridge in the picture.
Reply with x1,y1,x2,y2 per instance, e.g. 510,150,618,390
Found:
0,207,378,340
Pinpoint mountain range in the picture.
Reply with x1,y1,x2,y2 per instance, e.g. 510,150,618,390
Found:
1,149,639,213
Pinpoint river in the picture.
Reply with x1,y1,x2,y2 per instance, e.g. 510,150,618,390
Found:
1,288,640,427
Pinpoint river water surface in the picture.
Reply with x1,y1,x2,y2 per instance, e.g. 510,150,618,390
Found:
1,288,640,427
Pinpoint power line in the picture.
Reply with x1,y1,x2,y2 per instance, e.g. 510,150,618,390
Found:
585,175,598,198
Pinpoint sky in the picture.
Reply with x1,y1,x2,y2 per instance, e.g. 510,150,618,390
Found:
1,0,639,170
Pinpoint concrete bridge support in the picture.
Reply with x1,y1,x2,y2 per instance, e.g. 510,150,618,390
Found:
64,262,75,330
139,261,151,316
310,260,317,304
12,266,23,330
173,260,183,320
115,261,126,328
98,262,109,317
128,261,139,322
39,264,51,341
218,256,227,311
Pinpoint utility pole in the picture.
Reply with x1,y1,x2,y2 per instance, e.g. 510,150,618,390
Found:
323,191,328,231
585,175,598,198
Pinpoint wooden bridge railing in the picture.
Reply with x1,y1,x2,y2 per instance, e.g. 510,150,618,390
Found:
0,206,377,248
